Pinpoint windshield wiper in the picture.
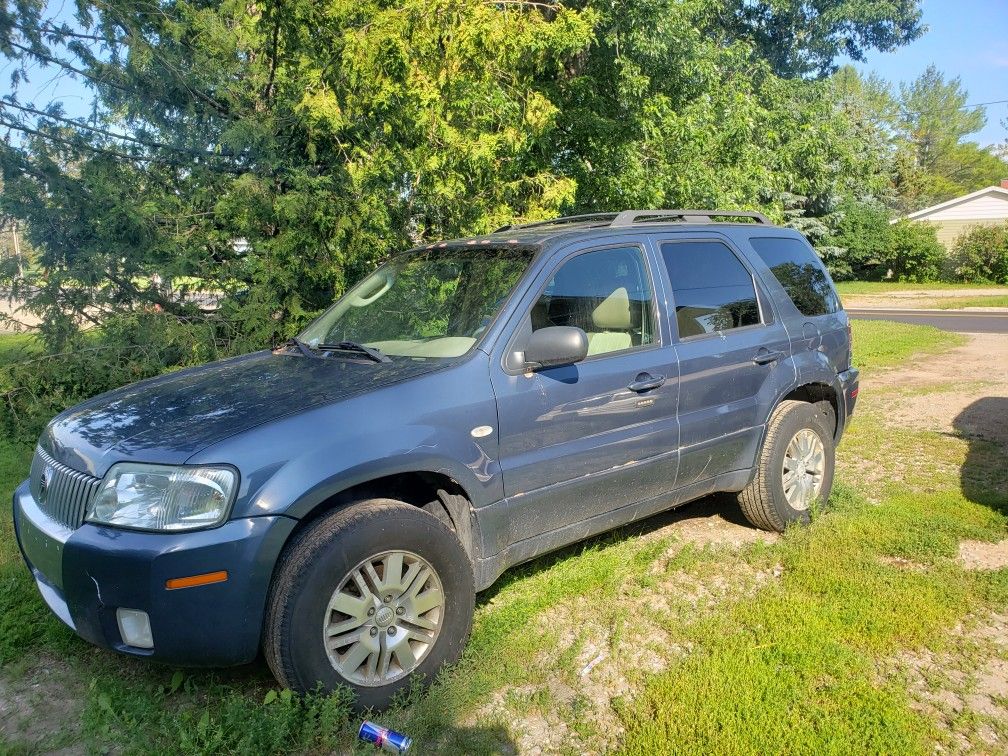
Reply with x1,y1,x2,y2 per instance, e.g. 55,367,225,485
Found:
274,337,317,358
317,341,392,363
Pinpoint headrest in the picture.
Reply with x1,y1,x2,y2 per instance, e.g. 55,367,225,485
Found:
592,287,631,330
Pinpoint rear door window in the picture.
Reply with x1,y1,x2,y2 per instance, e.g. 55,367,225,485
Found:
748,236,840,317
660,240,761,338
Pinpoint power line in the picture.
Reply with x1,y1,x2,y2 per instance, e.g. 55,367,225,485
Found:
0,31,233,119
962,98,1008,110
0,115,250,176
0,99,237,164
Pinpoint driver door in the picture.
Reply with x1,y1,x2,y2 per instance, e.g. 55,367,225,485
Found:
486,240,679,549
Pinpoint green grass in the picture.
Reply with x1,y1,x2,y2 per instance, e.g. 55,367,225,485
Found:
617,485,1006,754
1,324,1005,754
835,281,1008,296
0,437,79,664
0,332,40,366
851,319,964,370
0,439,34,573
929,295,1008,309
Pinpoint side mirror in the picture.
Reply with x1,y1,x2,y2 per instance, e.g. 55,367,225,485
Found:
524,326,589,371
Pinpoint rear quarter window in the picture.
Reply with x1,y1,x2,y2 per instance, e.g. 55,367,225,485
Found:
749,237,840,317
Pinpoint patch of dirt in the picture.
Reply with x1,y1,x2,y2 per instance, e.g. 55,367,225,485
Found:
480,507,780,754
484,690,576,756
641,496,780,549
0,654,86,753
870,333,1008,446
0,296,42,333
894,612,1008,754
879,555,930,572
843,287,1008,310
842,331,1008,502
959,539,1008,571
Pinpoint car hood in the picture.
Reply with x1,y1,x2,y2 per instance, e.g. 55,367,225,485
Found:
40,351,439,476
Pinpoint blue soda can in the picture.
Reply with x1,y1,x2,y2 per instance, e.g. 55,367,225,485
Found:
358,720,412,754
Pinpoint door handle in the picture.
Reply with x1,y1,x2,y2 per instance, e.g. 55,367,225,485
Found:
752,350,784,365
627,373,665,392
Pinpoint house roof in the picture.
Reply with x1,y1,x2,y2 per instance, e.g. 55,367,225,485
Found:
895,185,1008,222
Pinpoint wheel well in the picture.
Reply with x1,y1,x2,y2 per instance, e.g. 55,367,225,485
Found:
288,472,475,561
781,383,839,436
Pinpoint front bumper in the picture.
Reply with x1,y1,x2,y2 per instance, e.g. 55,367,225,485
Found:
13,480,297,666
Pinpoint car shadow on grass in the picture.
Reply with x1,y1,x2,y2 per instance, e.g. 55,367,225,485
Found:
953,396,1008,515
476,491,763,607
427,724,520,755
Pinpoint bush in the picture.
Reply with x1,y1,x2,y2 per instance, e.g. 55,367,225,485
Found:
824,198,894,280
0,313,244,442
948,223,1008,283
882,220,946,282
826,199,949,282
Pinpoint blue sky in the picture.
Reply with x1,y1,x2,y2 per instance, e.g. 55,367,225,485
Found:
845,0,1008,148
6,0,1008,149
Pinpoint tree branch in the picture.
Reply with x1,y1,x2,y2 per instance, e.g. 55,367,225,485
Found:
0,37,135,95
1,99,240,164
11,20,121,45
0,115,249,175
263,11,282,105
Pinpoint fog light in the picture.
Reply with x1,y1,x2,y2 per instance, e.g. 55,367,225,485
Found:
116,608,154,649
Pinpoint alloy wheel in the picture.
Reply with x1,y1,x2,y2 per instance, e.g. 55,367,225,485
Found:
781,428,826,511
322,550,444,686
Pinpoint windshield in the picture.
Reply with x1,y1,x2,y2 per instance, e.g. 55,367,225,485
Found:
299,246,536,359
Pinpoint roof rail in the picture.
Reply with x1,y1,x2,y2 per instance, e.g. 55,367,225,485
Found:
494,209,771,233
609,209,770,226
494,212,620,233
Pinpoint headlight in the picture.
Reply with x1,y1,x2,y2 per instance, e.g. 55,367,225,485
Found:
87,463,237,532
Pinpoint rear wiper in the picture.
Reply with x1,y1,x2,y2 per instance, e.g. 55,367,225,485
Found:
317,341,392,363
274,337,316,358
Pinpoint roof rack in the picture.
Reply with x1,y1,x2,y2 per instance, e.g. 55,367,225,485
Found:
609,209,770,226
495,208,769,233
494,212,618,233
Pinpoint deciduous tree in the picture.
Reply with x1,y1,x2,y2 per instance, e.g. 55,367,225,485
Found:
0,0,928,346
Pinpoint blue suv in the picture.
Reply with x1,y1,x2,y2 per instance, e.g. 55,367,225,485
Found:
13,210,859,709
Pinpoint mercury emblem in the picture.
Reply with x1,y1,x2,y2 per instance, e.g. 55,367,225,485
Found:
39,465,54,502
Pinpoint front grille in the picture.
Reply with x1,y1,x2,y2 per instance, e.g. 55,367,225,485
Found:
29,446,102,530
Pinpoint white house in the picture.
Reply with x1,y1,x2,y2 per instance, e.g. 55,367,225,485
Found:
896,180,1008,250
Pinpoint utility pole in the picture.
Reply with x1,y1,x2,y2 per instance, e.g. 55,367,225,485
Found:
11,220,23,279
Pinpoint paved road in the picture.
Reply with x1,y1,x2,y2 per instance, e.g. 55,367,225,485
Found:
847,308,1008,334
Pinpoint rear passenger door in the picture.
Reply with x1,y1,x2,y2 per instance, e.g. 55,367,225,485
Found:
653,235,795,487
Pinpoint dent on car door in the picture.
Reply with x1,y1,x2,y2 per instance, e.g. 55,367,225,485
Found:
484,242,679,554
657,237,795,486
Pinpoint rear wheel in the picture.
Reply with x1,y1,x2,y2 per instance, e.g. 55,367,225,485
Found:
263,499,474,710
738,400,835,532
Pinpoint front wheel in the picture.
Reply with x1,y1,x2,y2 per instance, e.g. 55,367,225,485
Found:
263,499,475,710
737,400,835,532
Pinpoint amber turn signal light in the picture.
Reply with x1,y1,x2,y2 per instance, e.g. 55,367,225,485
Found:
165,570,228,590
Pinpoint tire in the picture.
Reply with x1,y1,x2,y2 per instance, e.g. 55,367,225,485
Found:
263,499,475,710
737,400,836,532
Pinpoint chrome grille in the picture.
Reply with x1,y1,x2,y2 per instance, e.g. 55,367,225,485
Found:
28,446,102,530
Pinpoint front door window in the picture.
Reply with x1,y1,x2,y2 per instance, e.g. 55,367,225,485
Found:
528,246,656,357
